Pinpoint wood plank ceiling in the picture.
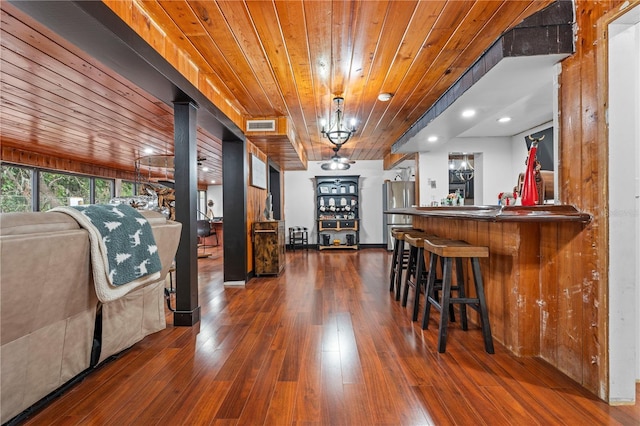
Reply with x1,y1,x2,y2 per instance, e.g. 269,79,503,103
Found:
1,1,554,184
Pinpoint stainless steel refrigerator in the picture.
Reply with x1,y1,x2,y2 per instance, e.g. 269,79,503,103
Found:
382,181,415,250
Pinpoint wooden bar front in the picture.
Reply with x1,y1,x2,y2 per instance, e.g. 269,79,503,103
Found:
394,206,591,357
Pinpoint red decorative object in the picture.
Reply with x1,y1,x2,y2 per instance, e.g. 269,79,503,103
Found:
521,141,539,206
498,191,518,206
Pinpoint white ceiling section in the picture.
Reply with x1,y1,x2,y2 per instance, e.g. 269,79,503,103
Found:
395,53,569,154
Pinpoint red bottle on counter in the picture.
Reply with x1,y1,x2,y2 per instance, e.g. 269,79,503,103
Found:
521,141,539,206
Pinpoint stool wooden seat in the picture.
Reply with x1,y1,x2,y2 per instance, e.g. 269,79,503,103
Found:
389,228,412,301
421,238,494,354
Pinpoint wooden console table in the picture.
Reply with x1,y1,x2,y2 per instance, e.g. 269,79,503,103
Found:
253,221,285,276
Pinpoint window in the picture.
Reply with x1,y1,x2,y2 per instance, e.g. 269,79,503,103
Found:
95,178,113,204
0,164,33,212
120,181,135,197
1,162,116,211
39,171,90,210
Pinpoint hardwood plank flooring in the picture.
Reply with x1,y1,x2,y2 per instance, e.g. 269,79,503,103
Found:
18,247,640,425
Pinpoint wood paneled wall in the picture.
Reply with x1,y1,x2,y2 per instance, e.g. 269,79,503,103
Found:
246,142,268,274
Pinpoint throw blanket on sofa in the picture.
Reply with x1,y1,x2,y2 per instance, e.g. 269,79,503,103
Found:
51,204,162,302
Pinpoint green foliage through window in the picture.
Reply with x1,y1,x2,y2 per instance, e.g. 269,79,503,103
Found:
120,181,135,197
95,178,113,204
39,171,90,211
1,163,123,212
0,165,33,212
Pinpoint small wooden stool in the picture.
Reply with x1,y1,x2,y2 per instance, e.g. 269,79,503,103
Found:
421,238,494,354
288,226,308,250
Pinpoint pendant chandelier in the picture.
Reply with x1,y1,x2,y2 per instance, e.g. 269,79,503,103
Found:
455,156,474,182
449,154,474,182
320,96,356,148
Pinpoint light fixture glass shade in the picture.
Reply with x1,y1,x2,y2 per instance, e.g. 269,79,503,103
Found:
321,97,356,147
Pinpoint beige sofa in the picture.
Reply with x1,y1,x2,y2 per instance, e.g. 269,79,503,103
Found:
0,210,181,424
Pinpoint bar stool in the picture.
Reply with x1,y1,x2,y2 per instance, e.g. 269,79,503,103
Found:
389,228,411,301
421,238,494,354
402,232,431,321
401,232,453,322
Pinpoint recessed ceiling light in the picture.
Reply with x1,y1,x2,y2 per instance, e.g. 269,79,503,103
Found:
377,92,393,102
427,136,438,142
202,167,209,172
461,109,476,118
144,148,153,154
498,116,512,123
211,180,216,184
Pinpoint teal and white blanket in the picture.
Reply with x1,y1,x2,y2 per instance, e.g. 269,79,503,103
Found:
51,204,162,302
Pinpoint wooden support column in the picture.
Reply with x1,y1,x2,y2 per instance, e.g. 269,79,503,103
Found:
222,138,248,285
173,100,201,326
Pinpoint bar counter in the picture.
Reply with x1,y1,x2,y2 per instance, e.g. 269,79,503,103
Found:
388,204,591,223
389,205,591,357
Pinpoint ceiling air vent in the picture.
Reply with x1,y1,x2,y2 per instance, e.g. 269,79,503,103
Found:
246,119,276,132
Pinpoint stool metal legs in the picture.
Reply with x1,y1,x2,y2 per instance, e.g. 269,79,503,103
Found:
423,254,493,353
393,241,406,301
422,252,439,330
389,238,401,293
401,245,418,308
471,258,494,353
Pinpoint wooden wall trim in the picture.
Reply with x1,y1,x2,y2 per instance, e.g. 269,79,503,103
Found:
383,151,415,170
1,146,137,181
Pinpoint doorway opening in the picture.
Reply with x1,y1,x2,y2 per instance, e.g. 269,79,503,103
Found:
448,153,475,205
607,3,640,404
268,161,282,220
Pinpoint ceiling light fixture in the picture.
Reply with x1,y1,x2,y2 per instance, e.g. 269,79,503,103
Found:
320,146,355,171
321,96,356,148
461,109,476,118
427,135,438,142
202,167,209,172
455,155,474,182
321,155,351,171
498,116,512,123
377,92,393,102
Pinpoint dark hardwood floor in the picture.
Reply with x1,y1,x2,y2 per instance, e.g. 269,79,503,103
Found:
20,247,640,425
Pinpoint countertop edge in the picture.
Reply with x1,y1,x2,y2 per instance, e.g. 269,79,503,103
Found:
384,205,592,223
